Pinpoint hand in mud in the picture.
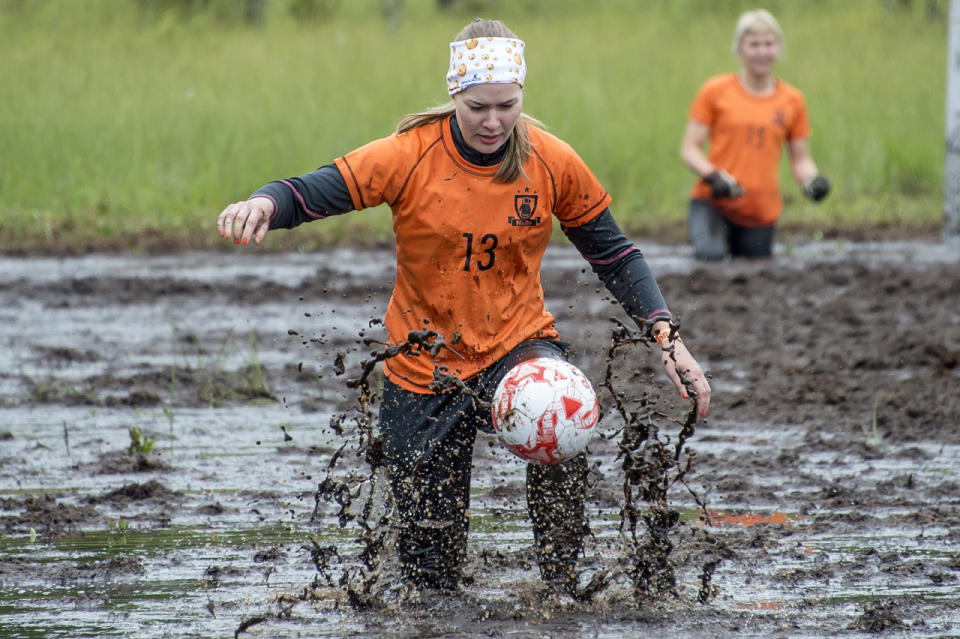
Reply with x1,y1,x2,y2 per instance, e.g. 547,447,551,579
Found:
217,196,275,245
657,333,711,418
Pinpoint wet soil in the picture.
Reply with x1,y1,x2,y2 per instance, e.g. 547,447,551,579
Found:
0,240,958,638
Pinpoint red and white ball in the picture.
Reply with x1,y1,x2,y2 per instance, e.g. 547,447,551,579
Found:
491,357,600,465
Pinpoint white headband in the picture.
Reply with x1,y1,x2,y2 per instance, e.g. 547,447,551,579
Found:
446,36,526,96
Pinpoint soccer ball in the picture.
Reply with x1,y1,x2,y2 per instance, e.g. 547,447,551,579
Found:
491,357,600,465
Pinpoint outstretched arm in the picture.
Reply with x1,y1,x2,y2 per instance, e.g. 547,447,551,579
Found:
562,210,670,330
216,163,355,245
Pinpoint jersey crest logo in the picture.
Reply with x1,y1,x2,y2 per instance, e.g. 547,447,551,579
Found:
510,194,541,226
773,109,786,128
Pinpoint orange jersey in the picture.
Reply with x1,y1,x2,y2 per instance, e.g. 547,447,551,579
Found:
335,116,612,392
688,73,811,227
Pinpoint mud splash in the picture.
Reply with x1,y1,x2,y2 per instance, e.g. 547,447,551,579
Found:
270,317,717,626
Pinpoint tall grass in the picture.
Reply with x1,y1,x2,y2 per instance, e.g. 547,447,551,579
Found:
0,0,947,252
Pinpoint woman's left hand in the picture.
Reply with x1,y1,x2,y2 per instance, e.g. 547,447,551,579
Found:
659,335,711,418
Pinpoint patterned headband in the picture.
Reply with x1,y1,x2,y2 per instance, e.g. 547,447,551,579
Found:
446,36,526,96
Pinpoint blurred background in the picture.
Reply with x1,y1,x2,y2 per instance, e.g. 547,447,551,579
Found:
0,0,947,252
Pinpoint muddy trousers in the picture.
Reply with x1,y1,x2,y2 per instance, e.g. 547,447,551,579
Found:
688,198,775,260
379,339,588,590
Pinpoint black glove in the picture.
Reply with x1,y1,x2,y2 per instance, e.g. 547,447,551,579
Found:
802,175,831,202
702,170,744,199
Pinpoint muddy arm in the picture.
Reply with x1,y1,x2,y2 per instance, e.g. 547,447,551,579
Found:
564,210,711,416
562,209,671,336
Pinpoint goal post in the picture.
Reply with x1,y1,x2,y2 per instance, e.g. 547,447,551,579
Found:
946,0,960,248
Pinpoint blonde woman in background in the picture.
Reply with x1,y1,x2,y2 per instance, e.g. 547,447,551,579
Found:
681,8,831,260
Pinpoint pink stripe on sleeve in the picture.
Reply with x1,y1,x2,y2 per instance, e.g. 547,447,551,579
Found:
585,245,640,266
279,179,328,220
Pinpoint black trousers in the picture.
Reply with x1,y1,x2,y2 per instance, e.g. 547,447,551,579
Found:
379,339,588,590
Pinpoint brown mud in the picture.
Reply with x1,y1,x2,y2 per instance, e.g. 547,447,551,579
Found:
0,240,958,638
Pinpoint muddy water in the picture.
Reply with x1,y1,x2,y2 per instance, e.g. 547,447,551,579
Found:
1,241,959,638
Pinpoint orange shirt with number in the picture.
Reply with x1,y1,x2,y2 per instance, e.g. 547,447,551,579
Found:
335,116,612,392
688,73,811,227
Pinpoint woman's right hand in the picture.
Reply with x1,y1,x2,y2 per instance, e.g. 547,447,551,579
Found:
217,196,275,245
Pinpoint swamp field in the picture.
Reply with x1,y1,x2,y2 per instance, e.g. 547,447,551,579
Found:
1,240,958,638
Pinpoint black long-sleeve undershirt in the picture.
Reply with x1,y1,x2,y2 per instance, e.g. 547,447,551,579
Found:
253,164,353,229
561,212,671,331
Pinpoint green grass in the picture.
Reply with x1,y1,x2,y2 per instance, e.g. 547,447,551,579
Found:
0,0,947,253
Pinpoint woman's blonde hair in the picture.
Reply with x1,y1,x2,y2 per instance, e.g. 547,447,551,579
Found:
396,18,541,183
731,9,784,55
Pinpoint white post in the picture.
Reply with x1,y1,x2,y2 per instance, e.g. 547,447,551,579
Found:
946,0,960,248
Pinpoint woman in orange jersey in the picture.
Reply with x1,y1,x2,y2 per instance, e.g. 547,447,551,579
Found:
218,18,710,596
680,8,830,260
